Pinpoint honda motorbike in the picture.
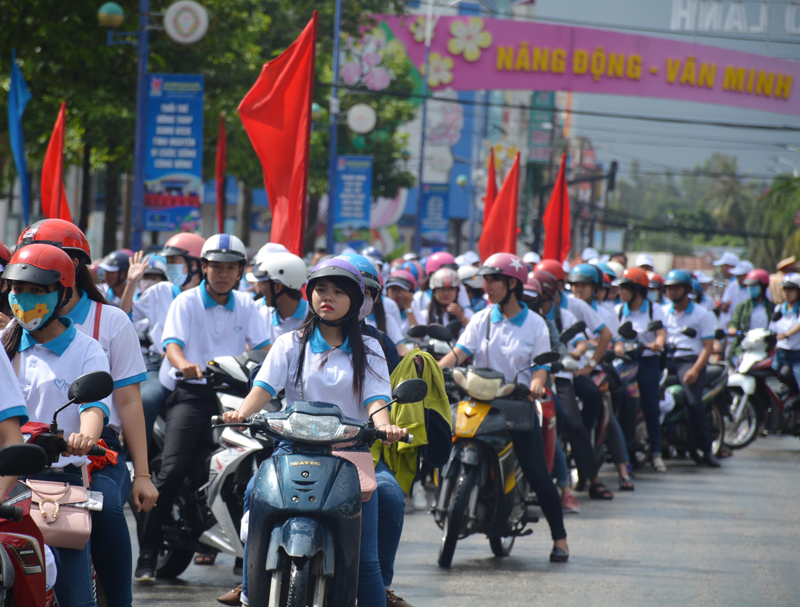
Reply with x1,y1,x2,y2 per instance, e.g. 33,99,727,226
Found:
134,350,275,579
212,379,425,606
724,328,800,448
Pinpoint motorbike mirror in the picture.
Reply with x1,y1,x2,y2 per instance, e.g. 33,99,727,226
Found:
392,378,428,404
0,444,47,477
407,325,428,339
772,311,783,322
714,328,726,340
618,321,638,341
427,323,454,344
533,351,560,366
560,321,587,344
68,371,114,404
681,327,698,339
647,320,664,332
445,320,463,338
602,350,616,363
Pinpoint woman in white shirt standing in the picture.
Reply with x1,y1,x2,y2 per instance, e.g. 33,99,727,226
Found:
770,273,800,389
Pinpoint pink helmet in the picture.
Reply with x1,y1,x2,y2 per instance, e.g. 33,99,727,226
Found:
523,276,543,299
386,269,417,292
477,253,528,285
425,251,457,275
744,269,769,287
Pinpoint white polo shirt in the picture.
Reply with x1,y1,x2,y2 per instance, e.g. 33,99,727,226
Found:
722,279,747,329
5,318,112,467
64,290,148,434
253,328,391,422
365,310,404,344
412,286,474,322
561,294,607,337
160,281,271,391
770,302,800,351
664,300,717,357
616,299,666,358
747,301,769,331
259,298,309,345
590,299,619,338
0,346,29,425
130,281,183,353
545,304,584,380
382,296,403,333
456,305,551,386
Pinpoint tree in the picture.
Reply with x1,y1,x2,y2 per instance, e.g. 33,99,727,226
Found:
749,175,800,269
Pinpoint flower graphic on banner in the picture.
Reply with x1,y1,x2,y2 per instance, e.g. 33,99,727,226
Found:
447,18,492,62
428,88,464,146
340,29,396,91
409,16,433,43
422,53,453,87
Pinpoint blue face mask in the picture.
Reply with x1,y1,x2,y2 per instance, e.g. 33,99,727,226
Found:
9,291,60,331
747,285,762,299
166,263,188,287
647,290,661,303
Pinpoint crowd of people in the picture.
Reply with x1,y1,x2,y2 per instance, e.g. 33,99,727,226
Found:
1,221,798,607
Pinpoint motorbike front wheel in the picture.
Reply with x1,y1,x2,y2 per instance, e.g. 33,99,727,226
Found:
438,465,474,568
723,389,760,449
286,557,311,607
489,535,515,558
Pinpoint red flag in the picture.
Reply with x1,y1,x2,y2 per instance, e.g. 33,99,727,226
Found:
542,153,571,262
215,114,227,233
479,152,520,260
41,102,72,222
482,147,497,230
238,12,318,256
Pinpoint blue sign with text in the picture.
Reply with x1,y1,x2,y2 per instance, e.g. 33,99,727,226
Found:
332,155,373,254
420,184,450,256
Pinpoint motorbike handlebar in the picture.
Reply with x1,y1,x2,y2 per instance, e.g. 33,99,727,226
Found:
376,429,414,444
56,439,106,458
0,504,23,522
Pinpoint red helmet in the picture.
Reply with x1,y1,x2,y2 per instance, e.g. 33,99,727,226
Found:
425,252,457,275
619,267,650,289
744,269,769,287
0,240,11,267
523,276,543,298
534,259,565,283
18,219,91,265
159,232,205,260
531,270,558,299
648,273,664,289
4,243,75,290
477,253,528,285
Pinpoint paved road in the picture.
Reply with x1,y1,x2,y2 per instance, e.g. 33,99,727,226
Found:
131,436,800,606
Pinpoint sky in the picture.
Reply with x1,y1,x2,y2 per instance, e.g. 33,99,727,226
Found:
527,0,800,182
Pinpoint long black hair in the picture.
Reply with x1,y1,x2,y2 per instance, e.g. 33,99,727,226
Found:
74,260,108,305
427,288,449,325
367,287,387,333
295,275,381,401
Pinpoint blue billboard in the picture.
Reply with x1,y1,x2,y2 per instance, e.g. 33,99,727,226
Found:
144,73,204,231
332,155,373,254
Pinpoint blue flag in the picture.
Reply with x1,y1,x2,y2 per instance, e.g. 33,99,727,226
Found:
8,49,32,227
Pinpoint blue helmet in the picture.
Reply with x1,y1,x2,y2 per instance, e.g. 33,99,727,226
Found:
594,262,617,281
690,278,704,301
336,253,381,290
359,246,385,263
663,269,693,287
400,261,420,281
568,263,602,285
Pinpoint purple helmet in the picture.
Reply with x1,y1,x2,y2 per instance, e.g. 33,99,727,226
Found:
307,258,365,317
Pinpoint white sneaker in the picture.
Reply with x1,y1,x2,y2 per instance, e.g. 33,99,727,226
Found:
412,482,428,511
652,455,667,473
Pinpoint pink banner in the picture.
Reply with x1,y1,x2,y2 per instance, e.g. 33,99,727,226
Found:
381,15,799,116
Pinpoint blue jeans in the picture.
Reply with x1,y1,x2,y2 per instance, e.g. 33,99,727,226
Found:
29,467,96,607
551,393,570,488
375,460,405,588
242,445,386,606
772,348,800,389
140,369,167,449
637,356,663,456
91,433,133,607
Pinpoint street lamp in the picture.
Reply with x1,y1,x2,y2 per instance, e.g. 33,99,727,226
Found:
99,0,149,252
415,0,493,254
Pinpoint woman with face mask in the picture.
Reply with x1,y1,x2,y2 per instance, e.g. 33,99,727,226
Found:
728,269,776,361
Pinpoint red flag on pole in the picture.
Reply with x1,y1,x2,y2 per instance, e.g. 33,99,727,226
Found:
215,114,227,233
482,147,497,231
238,12,318,256
41,102,72,222
479,152,520,260
542,153,571,262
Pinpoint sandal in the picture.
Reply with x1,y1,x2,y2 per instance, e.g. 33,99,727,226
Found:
194,552,217,566
619,476,635,491
589,482,614,500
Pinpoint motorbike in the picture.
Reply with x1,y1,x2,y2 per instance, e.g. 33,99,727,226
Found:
133,350,275,579
212,379,425,606
724,327,800,448
429,317,568,568
397,321,464,362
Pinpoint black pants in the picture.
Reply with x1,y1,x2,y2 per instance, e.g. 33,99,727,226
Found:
555,377,599,481
668,356,711,454
509,417,566,541
140,383,218,552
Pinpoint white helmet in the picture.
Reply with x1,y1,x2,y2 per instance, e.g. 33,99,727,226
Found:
254,242,289,265
201,234,248,264
782,272,800,290
430,267,461,290
522,251,541,265
257,252,308,290
458,265,484,289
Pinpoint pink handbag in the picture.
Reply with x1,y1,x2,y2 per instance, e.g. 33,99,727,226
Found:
24,480,92,550
333,451,377,502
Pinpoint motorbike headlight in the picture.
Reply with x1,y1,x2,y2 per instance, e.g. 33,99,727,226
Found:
22,433,32,443
267,413,362,442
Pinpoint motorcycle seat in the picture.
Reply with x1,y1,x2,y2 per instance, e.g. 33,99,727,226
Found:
704,364,725,384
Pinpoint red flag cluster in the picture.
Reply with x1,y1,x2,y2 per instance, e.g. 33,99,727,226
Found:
41,102,72,222
479,150,521,261
239,12,318,256
542,154,571,262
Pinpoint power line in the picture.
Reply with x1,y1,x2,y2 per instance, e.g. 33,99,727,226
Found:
574,123,796,148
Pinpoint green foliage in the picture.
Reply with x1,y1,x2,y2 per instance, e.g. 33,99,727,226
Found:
748,176,800,269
